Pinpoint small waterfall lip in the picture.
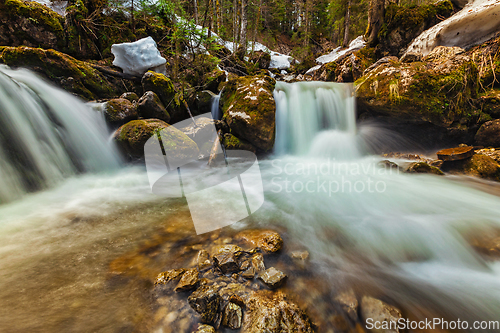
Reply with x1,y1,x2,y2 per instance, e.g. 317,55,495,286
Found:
0,65,121,204
273,81,357,158
210,91,222,120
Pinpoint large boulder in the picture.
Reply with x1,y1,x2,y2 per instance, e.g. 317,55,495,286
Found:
221,74,276,152
0,46,120,100
112,119,199,159
355,46,490,146
137,91,170,123
104,98,138,125
0,0,65,50
142,71,185,122
475,119,500,147
442,154,500,181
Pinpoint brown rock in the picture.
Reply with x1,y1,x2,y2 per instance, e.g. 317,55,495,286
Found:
104,98,138,125
197,250,212,271
258,267,287,289
335,289,359,322
405,162,444,175
175,268,200,292
194,324,216,333
475,119,500,148
213,245,242,274
155,269,186,294
251,253,266,273
188,285,222,324
137,91,170,123
441,154,500,181
235,229,283,253
222,302,243,329
436,146,475,161
360,296,403,333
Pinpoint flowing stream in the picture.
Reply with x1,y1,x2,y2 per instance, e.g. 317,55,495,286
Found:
2,71,500,331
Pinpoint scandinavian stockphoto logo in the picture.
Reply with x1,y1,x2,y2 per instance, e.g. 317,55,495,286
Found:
144,112,264,235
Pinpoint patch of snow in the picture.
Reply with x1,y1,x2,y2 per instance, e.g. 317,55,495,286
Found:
30,0,67,15
406,0,500,56
111,37,167,76
316,36,365,65
305,36,366,75
229,111,251,121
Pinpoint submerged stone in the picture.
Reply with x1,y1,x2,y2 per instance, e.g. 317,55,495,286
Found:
258,267,287,289
175,268,200,292
222,302,243,329
235,229,283,253
360,296,403,333
188,285,221,324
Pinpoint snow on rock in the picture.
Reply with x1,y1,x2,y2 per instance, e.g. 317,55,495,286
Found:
406,0,500,56
305,36,366,75
30,0,67,15
111,37,167,76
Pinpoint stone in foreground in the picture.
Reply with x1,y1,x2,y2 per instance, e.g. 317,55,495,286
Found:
194,324,216,333
175,268,199,292
436,146,475,161
259,267,287,289
222,302,243,329
361,296,403,333
188,285,222,324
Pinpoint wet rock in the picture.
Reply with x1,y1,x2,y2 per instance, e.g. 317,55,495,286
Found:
0,47,119,100
120,92,139,102
203,69,226,94
229,294,245,307
188,285,222,324
475,119,500,148
241,267,256,280
291,250,309,261
405,162,444,175
113,119,199,160
476,148,500,163
194,90,215,115
137,91,170,122
194,324,216,333
222,302,243,329
251,253,266,273
378,160,401,171
142,71,185,122
155,269,186,293
222,133,257,153
235,229,283,253
197,250,212,271
400,52,421,63
360,296,403,333
175,268,200,292
258,267,287,289
441,154,500,181
242,291,314,333
179,117,217,157
335,290,359,322
213,246,241,274
436,146,475,161
221,73,276,152
104,98,138,125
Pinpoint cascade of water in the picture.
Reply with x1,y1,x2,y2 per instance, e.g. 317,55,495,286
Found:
210,92,222,120
273,81,358,158
0,65,121,204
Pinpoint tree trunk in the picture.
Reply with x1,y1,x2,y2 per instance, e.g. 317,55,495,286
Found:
365,0,385,46
342,0,351,47
240,0,247,48
193,0,199,25
252,0,262,52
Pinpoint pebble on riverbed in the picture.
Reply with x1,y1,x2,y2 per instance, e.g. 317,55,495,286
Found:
258,267,287,289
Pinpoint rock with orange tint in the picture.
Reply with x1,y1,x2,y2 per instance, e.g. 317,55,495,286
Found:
235,229,283,253
436,146,474,161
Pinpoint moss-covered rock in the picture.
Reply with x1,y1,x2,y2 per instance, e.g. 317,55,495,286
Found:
137,91,170,123
248,51,271,70
0,46,120,99
222,133,257,153
442,154,500,181
194,90,216,116
356,46,483,129
113,119,198,160
221,74,276,152
312,48,376,83
141,71,186,121
377,0,455,57
0,0,65,50
203,69,226,94
120,92,140,102
104,98,138,125
406,162,444,175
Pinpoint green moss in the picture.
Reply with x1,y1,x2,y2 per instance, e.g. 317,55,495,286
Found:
0,0,65,48
379,0,454,40
222,133,257,153
0,46,118,99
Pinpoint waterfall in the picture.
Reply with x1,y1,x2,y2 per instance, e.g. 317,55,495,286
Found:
210,92,221,120
0,65,120,204
273,81,359,158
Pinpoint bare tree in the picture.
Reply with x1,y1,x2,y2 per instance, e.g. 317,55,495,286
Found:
342,0,351,47
365,0,385,46
194,0,199,24
240,0,248,48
